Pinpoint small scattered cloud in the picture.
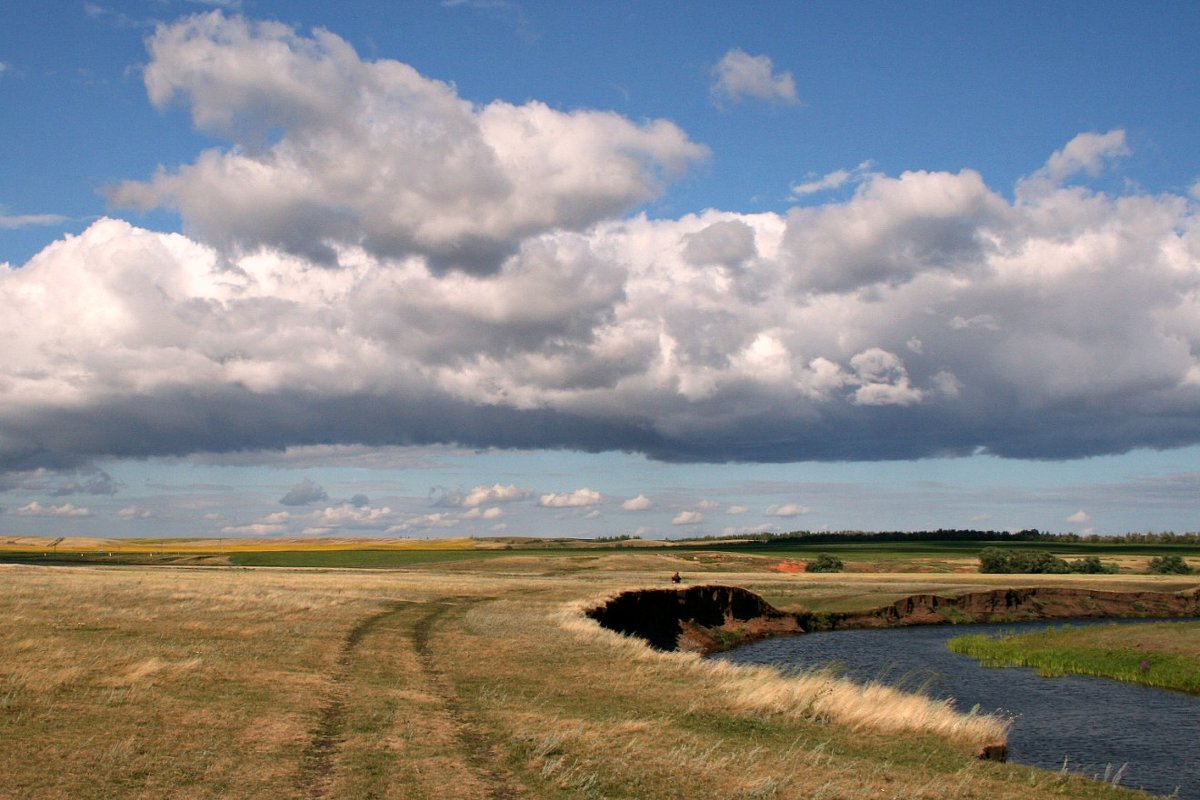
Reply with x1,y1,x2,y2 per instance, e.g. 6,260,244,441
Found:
387,512,459,533
697,499,721,510
672,510,704,525
279,478,329,506
767,503,811,518
463,506,504,520
790,161,875,198
222,511,291,536
950,314,1000,331
434,483,533,508
186,0,243,9
223,522,286,536
347,493,370,508
441,0,535,42
118,505,155,519
620,494,653,511
462,484,533,507
310,504,394,526
81,3,150,29
0,211,68,230
13,501,93,518
722,523,782,537
711,48,799,108
539,488,602,508
727,505,749,515
1066,510,1091,524
51,469,121,496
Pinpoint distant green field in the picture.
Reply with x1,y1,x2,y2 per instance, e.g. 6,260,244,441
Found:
3,536,1197,570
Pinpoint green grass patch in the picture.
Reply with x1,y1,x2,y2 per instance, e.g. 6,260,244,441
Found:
948,622,1200,694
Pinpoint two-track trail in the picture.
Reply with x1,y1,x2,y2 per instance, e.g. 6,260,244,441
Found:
295,599,523,800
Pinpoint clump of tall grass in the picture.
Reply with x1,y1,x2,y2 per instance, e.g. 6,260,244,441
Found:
559,598,1010,748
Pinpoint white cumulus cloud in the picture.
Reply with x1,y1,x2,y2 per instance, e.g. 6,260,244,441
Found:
672,510,704,525
111,12,706,271
0,19,1195,484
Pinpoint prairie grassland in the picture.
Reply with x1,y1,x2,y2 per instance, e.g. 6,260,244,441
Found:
0,560,1185,799
949,620,1200,694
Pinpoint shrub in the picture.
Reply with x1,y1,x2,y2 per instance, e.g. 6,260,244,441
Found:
806,553,844,573
974,551,1080,575
1068,555,1118,574
1147,554,1193,575
978,547,1011,573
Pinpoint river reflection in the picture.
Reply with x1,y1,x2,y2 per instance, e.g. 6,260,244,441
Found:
712,619,1200,799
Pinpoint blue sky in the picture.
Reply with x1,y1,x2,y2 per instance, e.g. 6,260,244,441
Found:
2,0,1200,540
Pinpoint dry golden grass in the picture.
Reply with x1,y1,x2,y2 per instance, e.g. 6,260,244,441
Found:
556,596,1009,744
0,560,1181,799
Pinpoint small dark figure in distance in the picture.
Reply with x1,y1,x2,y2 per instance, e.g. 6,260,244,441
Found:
671,571,682,584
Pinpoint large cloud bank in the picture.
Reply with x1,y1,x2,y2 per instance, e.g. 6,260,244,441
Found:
3,13,1200,477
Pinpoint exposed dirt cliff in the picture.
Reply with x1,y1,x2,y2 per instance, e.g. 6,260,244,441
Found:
587,585,1200,656
585,585,799,652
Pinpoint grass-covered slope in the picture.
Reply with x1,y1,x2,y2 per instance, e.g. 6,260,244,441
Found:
949,621,1200,694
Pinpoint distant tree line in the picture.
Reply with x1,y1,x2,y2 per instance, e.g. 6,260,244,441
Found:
674,529,1200,546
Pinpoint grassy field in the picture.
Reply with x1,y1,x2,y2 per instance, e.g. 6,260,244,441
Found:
5,533,1196,574
2,546,1197,799
948,621,1200,694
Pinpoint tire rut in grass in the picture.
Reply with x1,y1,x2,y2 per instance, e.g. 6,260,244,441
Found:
297,601,408,800
413,599,523,800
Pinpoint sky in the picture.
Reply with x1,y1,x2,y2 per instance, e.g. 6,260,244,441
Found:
2,0,1200,540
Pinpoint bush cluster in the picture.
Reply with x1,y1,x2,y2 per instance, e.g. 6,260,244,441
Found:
977,548,1117,574
1147,554,1193,575
806,553,844,573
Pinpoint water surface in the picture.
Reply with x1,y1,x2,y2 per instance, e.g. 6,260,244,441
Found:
713,619,1200,798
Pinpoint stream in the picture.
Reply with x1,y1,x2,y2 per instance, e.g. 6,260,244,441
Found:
712,618,1200,798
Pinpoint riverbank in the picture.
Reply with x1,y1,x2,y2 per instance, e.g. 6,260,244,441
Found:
587,584,1200,655
948,620,1200,694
